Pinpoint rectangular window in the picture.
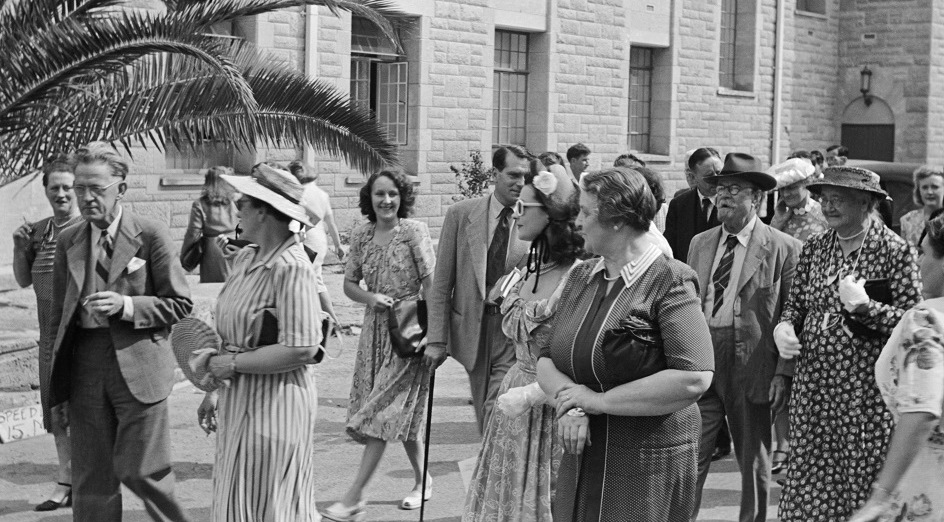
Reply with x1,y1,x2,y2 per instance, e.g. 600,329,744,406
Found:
166,143,237,171
350,17,409,145
493,30,529,146
796,0,826,14
719,0,738,90
628,47,653,153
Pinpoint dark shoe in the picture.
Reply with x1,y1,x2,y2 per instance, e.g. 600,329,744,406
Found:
771,449,790,474
35,483,72,512
711,445,731,461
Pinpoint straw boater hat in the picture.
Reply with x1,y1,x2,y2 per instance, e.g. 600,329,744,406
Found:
805,166,888,198
171,317,223,392
767,157,817,190
704,152,777,191
221,164,314,227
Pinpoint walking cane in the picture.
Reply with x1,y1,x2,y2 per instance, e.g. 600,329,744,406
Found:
419,369,435,521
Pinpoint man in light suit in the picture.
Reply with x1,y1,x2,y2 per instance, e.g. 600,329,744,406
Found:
427,145,532,432
687,153,800,522
48,143,192,522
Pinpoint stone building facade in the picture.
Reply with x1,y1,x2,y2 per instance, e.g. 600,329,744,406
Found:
2,0,943,267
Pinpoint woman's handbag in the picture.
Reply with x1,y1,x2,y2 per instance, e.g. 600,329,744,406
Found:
599,315,667,385
388,299,428,358
180,236,204,272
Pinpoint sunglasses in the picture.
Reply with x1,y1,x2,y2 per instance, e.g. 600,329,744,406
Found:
513,199,544,216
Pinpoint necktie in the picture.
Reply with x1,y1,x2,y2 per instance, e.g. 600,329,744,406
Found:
711,234,739,317
486,206,512,290
96,232,113,291
703,197,717,225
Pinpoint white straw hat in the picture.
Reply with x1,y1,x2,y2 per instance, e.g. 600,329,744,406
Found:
222,164,314,227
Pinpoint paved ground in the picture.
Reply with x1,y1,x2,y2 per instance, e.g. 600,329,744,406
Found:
0,265,780,521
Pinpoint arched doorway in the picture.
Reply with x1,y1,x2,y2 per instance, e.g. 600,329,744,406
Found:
840,96,895,161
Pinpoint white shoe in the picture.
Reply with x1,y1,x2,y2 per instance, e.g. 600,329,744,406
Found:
399,478,432,510
322,500,366,521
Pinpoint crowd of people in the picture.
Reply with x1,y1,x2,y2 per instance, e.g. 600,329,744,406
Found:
10,139,944,522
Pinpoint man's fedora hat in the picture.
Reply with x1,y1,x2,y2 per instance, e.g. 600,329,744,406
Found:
705,152,777,192
222,164,314,227
805,166,888,198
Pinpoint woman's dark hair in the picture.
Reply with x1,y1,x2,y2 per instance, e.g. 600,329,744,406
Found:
358,170,416,222
201,166,235,205
538,151,565,168
523,159,585,289
580,167,656,233
632,166,666,211
41,153,75,186
919,208,944,257
687,147,721,171
246,195,291,224
788,150,811,160
287,160,318,184
810,150,825,166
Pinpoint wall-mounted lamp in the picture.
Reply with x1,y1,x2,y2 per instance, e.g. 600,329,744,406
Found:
860,65,873,106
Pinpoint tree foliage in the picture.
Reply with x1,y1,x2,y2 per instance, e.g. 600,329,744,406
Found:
451,149,493,201
0,0,403,185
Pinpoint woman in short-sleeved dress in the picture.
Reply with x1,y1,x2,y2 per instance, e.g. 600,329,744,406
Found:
343,218,434,443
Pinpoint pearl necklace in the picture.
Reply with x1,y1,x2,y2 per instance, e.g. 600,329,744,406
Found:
836,227,867,241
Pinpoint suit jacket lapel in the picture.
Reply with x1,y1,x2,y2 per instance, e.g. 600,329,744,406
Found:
467,197,489,295
736,223,771,295
108,211,143,285
697,227,723,302
67,223,90,293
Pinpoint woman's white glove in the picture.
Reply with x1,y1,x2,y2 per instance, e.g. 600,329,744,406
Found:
839,275,869,312
774,322,802,359
496,382,546,418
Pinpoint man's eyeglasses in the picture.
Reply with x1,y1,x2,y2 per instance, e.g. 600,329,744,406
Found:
73,179,122,197
513,199,544,216
715,184,750,196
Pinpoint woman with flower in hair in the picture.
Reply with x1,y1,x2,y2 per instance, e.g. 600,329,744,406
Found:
848,211,944,521
463,161,585,521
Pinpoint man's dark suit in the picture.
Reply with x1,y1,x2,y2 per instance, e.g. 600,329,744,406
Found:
49,209,192,522
663,187,720,262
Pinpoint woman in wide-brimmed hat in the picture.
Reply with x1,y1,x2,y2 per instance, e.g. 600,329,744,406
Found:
195,163,324,521
775,166,922,521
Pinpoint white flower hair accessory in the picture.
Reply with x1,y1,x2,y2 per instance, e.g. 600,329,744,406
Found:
533,169,559,196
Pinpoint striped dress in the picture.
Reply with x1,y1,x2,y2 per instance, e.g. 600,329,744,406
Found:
540,249,714,522
212,237,322,522
23,215,83,430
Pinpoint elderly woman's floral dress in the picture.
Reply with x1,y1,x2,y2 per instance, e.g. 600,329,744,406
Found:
343,219,435,442
770,198,828,243
778,219,923,522
872,302,944,522
463,273,566,522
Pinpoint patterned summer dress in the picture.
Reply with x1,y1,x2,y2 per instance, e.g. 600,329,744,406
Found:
770,198,828,242
344,219,435,442
212,237,322,522
463,272,566,522
540,249,714,522
873,302,944,522
23,215,83,430
778,220,923,522
900,209,928,247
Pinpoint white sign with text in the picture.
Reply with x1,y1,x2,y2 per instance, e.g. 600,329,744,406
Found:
0,404,45,443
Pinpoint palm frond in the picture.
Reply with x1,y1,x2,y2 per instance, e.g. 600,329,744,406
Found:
0,11,256,135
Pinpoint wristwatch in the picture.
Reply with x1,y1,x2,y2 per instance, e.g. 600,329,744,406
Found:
566,407,586,417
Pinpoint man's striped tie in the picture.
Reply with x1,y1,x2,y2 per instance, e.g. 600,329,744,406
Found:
96,232,113,291
711,234,739,317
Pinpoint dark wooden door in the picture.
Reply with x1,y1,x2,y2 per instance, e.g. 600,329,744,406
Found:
841,124,895,161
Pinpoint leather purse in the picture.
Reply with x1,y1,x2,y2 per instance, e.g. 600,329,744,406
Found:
254,308,324,363
388,299,428,358
599,315,667,386
180,237,204,272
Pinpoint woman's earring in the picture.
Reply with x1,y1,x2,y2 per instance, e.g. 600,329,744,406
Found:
612,225,619,231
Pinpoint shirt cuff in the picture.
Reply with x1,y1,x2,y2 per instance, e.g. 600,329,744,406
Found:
121,296,134,321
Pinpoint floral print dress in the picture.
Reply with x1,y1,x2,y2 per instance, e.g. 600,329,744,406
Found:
778,220,922,522
770,198,828,243
343,219,436,443
899,209,927,247
873,302,944,522
463,272,566,522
